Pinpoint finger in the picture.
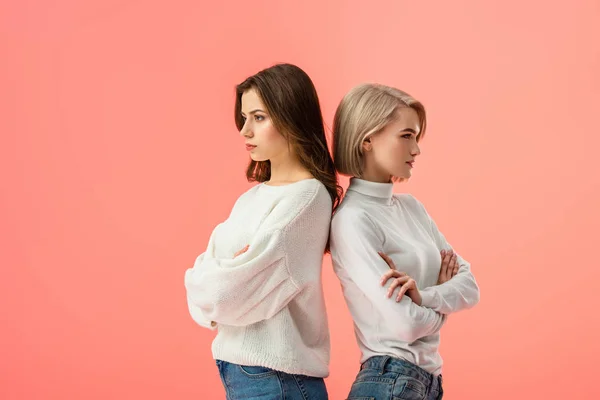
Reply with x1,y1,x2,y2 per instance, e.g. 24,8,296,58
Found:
381,270,404,286
444,250,454,280
381,270,395,285
442,250,452,261
398,279,417,302
388,276,410,296
439,251,450,281
387,276,408,298
443,249,452,264
452,255,459,276
450,254,458,276
378,252,397,270
234,245,250,258
440,251,450,273
396,279,415,302
378,252,393,268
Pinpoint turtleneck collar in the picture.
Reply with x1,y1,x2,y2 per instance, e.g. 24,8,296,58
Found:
347,178,394,204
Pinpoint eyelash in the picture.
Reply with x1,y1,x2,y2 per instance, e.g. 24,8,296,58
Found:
240,115,265,122
402,134,413,139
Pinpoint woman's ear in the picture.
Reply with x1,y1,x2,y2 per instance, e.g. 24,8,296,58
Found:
362,137,372,152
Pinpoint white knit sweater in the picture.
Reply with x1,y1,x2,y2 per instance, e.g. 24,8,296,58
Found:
184,179,332,377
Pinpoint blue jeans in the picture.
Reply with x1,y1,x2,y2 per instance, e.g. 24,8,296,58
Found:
216,360,329,400
346,356,443,400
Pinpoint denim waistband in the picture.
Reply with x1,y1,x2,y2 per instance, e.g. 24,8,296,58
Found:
360,356,440,386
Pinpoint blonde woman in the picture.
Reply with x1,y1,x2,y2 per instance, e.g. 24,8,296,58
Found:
330,84,480,400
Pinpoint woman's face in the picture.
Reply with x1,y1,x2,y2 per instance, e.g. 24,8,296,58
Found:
362,107,422,182
239,89,290,163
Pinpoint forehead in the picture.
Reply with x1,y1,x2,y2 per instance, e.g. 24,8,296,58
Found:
388,107,420,132
240,89,265,112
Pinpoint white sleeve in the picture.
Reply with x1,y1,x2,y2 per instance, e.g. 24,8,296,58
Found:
184,188,330,327
412,196,481,314
331,210,445,343
185,253,217,330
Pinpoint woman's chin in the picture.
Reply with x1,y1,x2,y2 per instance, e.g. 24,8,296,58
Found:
249,153,267,162
392,171,412,181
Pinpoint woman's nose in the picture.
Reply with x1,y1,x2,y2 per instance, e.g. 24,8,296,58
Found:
240,121,253,138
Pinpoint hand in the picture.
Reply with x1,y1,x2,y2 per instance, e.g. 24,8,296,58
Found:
378,252,422,306
437,249,459,285
234,245,249,258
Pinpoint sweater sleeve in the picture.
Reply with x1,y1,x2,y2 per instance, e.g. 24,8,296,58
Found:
184,187,330,327
185,253,217,330
411,196,481,314
330,209,445,343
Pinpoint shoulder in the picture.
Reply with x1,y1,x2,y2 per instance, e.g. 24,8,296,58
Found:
394,193,430,220
395,192,421,208
275,179,331,212
331,198,378,234
288,178,330,202
229,184,262,210
290,178,332,207
330,198,385,252
259,179,333,230
285,179,332,226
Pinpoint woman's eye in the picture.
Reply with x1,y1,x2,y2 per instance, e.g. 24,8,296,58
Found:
254,115,264,121
402,134,412,139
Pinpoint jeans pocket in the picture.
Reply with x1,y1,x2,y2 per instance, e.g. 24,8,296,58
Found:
238,364,277,378
392,377,427,400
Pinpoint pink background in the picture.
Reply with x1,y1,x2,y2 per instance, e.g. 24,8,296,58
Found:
2,1,599,399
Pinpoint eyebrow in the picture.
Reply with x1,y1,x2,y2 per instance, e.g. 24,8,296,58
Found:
241,109,266,116
401,128,419,134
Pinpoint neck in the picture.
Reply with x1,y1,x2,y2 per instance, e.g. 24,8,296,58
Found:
268,152,312,184
360,170,392,184
361,158,392,183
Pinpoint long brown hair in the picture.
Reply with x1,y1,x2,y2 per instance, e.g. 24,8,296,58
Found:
234,64,342,216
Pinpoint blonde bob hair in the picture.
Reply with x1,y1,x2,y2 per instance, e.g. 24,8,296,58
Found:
333,83,427,179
